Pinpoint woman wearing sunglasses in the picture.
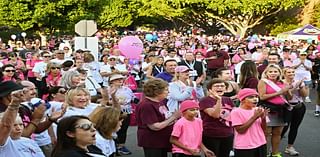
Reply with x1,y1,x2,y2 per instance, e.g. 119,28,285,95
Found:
1,64,20,82
2,52,26,80
52,115,105,157
46,62,62,88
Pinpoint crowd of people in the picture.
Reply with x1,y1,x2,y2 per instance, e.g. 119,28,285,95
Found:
0,30,319,157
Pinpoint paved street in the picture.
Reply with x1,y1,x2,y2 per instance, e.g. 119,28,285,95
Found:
125,89,320,157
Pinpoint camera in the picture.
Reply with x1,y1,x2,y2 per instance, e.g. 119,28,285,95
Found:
30,98,51,110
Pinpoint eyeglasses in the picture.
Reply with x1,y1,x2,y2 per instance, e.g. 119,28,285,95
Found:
51,66,61,70
300,54,307,56
4,70,16,73
213,85,226,88
75,123,95,131
43,56,51,58
109,59,116,61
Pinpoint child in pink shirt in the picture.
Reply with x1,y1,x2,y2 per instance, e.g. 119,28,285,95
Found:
230,88,268,157
170,100,214,157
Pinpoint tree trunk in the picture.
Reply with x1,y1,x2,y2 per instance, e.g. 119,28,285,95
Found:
300,0,320,25
239,27,248,39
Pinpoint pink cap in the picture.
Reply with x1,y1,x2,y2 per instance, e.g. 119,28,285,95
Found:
237,88,259,101
180,100,199,113
175,65,190,73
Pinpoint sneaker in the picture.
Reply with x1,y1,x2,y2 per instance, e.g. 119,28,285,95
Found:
118,146,132,155
285,147,299,156
305,97,312,103
229,150,234,157
314,111,320,117
271,152,282,157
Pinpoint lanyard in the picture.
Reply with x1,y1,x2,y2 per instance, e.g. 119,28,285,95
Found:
184,60,195,70
154,65,163,73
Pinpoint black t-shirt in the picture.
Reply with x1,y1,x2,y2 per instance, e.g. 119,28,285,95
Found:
54,145,104,157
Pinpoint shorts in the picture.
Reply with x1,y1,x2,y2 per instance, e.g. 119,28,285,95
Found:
267,112,287,127
304,80,312,86
234,144,267,157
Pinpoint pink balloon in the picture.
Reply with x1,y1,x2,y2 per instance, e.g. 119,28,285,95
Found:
119,36,143,59
248,43,255,50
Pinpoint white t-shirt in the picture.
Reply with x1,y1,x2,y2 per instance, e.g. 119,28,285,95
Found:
292,58,312,81
141,62,151,74
100,64,128,86
48,101,64,137
83,62,103,83
86,76,102,96
32,61,48,78
62,103,99,118
0,137,45,157
95,132,116,157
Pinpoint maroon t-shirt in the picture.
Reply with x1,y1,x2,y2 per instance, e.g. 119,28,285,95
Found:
136,98,173,149
243,77,259,89
199,96,234,138
205,51,230,69
257,64,267,76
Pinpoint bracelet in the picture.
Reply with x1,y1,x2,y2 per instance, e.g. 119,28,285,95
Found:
7,105,19,110
29,121,38,128
47,114,58,124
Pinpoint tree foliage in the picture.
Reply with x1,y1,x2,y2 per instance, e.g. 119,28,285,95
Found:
0,0,306,37
98,0,140,28
157,0,304,38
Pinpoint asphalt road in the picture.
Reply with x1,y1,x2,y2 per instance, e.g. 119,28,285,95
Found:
124,88,320,157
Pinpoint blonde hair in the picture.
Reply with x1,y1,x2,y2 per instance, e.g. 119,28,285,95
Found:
46,62,61,73
261,64,283,81
65,87,90,107
172,72,181,82
89,107,121,139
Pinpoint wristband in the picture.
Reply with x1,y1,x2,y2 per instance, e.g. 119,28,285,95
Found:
47,114,58,124
29,121,38,128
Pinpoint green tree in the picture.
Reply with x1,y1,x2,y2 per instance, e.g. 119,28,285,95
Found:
0,0,108,33
98,0,140,28
139,0,304,38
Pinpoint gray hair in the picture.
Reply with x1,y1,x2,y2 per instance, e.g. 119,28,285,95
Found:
59,70,80,88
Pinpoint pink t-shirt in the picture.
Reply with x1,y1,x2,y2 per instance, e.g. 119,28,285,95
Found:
265,81,285,105
171,117,203,155
230,107,267,149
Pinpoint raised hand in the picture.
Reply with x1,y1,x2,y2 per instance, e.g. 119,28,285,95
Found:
253,107,264,119
32,102,47,120
209,90,222,100
10,89,27,105
49,104,67,121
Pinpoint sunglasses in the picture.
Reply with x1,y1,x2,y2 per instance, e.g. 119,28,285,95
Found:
109,59,116,61
58,89,66,94
51,67,61,70
57,53,64,54
43,56,51,58
75,123,95,131
5,70,16,73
